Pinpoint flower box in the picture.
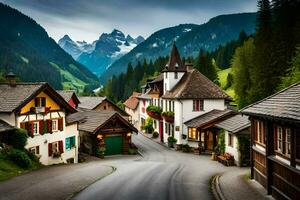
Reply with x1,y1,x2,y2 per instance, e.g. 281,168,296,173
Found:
162,111,174,123
146,110,162,120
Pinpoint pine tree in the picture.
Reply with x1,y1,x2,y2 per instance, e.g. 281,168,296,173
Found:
195,49,218,83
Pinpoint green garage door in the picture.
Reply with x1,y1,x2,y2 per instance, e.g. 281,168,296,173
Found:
104,135,123,155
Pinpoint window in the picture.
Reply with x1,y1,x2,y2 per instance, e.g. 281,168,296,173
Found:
35,97,46,107
65,136,76,151
256,121,265,145
278,127,283,153
29,146,39,155
228,134,233,147
153,120,157,129
165,83,167,92
174,72,178,79
165,72,168,78
193,100,204,111
52,119,58,132
169,101,172,112
188,128,198,140
286,128,291,155
33,122,39,135
52,142,59,153
103,106,107,110
165,123,168,134
165,100,167,111
172,101,175,112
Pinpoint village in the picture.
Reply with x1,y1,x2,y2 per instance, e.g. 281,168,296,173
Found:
0,44,298,200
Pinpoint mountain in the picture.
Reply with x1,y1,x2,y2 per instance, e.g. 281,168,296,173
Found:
100,12,256,84
0,3,99,91
59,29,145,75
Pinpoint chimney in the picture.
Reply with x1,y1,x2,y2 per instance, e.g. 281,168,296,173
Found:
5,72,17,87
185,62,194,71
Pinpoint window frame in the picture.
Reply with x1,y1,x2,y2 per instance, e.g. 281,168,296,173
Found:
228,133,233,147
188,128,198,141
35,97,46,107
33,121,39,135
285,128,291,156
277,126,283,153
52,119,58,132
174,72,178,79
29,146,39,155
65,136,76,151
192,100,204,111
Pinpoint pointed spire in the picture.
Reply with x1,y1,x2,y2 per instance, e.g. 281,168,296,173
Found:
163,43,186,72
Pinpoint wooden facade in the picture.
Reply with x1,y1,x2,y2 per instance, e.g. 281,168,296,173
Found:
249,117,300,199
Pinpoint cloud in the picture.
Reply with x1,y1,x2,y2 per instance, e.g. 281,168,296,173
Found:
1,0,257,42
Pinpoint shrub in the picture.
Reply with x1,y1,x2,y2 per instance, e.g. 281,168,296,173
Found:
144,117,154,133
6,129,28,149
8,149,32,169
162,111,174,117
152,131,159,138
182,144,191,153
146,105,162,114
167,136,177,143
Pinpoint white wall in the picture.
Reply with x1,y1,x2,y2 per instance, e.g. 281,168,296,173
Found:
224,130,240,166
163,72,185,93
125,105,140,130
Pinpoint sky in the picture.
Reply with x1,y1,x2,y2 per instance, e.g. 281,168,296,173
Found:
1,0,257,43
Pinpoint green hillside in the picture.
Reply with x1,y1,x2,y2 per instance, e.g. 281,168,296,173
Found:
217,68,235,100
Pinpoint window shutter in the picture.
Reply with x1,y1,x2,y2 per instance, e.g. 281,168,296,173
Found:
35,98,39,107
20,122,25,129
41,98,46,107
200,100,204,111
28,122,34,137
274,126,278,150
47,120,52,133
58,118,63,131
282,128,286,155
43,121,47,134
58,141,64,153
48,143,52,157
39,120,43,135
196,100,199,111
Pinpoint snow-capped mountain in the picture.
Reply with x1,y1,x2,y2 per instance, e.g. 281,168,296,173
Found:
58,29,144,76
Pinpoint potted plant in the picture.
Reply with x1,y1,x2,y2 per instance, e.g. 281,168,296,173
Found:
96,146,106,159
167,136,177,148
52,151,61,158
152,131,159,138
146,105,162,120
162,111,175,123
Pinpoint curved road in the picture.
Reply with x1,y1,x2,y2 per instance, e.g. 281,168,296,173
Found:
74,134,232,200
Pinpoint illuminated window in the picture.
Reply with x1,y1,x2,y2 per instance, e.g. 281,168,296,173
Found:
188,128,198,140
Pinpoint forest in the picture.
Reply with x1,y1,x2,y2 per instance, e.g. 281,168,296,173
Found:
101,0,300,110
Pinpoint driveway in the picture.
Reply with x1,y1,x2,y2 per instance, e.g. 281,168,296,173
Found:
73,134,234,200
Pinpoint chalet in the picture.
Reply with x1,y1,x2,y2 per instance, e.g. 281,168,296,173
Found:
124,92,141,129
136,44,231,146
242,82,300,199
67,110,138,156
0,73,79,165
57,90,80,109
215,114,250,166
78,96,129,118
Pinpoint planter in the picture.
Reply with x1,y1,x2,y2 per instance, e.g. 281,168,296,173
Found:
163,115,174,123
146,111,162,120
211,152,217,160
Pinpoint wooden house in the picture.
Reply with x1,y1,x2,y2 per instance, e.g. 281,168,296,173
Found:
242,82,300,199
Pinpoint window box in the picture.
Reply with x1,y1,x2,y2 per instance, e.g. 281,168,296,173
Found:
162,111,174,123
146,105,162,120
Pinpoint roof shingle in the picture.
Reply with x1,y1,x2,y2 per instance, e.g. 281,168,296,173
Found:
124,92,140,110
215,114,250,133
78,96,106,110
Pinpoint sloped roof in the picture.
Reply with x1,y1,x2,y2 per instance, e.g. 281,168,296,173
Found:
66,110,137,133
150,74,164,83
162,68,231,100
0,120,15,133
241,82,300,123
124,92,140,110
215,114,250,133
78,96,106,110
0,82,75,113
57,90,80,104
184,109,235,128
162,44,186,72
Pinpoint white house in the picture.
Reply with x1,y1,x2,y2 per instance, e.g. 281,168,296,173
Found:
215,114,250,166
0,74,79,165
134,44,231,147
124,92,141,129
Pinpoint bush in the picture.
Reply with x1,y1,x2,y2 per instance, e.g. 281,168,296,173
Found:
152,131,159,138
162,111,174,117
182,144,191,153
6,129,28,149
167,136,177,143
8,149,32,169
146,105,162,114
144,117,154,133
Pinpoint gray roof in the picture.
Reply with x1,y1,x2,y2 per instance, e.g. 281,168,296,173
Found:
215,114,250,133
0,83,44,112
0,120,15,133
242,82,300,123
66,110,137,133
184,109,234,128
57,90,75,102
78,96,106,110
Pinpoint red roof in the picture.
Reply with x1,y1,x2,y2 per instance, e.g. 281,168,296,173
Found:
124,92,141,110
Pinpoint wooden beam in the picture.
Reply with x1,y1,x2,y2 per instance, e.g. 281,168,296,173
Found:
266,119,274,195
290,127,296,168
250,118,255,179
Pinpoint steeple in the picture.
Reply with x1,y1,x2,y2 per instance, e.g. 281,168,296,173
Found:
162,43,186,72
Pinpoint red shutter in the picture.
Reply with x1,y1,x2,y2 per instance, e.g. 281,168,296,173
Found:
58,118,63,131
28,122,34,137
47,120,52,133
20,122,25,129
39,120,43,135
48,143,52,157
58,141,64,153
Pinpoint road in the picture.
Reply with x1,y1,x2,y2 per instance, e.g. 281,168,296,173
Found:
74,133,232,200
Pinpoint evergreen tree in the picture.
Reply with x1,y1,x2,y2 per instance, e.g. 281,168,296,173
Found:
195,49,218,83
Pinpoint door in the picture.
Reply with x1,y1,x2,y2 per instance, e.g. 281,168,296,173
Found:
159,121,164,142
104,135,123,155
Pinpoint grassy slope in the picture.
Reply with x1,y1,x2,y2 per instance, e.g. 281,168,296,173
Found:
217,68,236,100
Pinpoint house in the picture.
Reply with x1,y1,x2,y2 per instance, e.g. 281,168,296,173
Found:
57,90,80,109
241,82,300,199
215,114,250,166
136,44,231,146
78,96,129,118
67,110,138,156
0,73,79,165
124,92,141,129
184,109,235,150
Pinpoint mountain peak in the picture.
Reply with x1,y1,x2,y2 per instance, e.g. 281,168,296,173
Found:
61,34,72,41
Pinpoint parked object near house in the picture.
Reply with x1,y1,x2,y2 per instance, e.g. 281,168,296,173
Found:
242,82,300,200
67,110,138,156
215,114,250,167
0,74,79,165
78,96,129,118
57,90,80,109
124,92,141,129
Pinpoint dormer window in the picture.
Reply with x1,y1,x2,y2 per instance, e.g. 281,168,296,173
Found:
175,62,179,68
35,97,46,107
174,72,178,79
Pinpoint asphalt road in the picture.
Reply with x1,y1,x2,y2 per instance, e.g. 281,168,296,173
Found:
74,134,232,200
